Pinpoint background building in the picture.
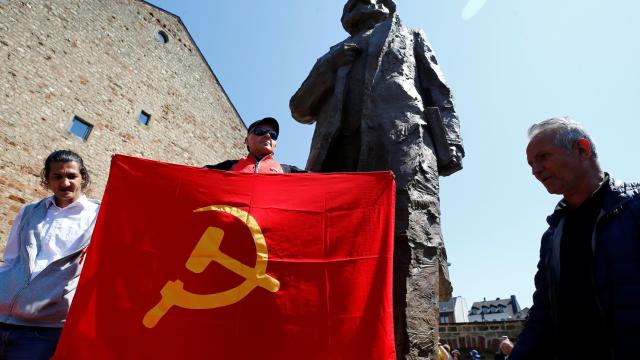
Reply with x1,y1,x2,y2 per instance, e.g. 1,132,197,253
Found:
439,320,526,358
0,0,247,252
468,295,528,322
439,296,469,324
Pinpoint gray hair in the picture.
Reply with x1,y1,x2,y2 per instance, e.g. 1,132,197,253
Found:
528,116,598,159
499,338,513,348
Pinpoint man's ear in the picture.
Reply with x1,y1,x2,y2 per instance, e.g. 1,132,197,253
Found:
244,136,249,146
574,138,592,159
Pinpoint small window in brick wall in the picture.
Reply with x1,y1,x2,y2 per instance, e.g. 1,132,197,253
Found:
69,116,93,141
139,111,151,126
156,30,169,44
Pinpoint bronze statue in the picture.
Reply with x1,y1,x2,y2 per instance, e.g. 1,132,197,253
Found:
290,0,464,358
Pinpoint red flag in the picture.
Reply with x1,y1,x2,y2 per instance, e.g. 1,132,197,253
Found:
54,155,396,359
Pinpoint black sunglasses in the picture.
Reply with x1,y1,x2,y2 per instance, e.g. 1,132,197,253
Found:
251,127,278,140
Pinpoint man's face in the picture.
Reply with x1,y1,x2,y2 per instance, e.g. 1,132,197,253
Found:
245,123,277,157
500,342,513,355
526,131,584,196
47,161,84,208
342,0,390,35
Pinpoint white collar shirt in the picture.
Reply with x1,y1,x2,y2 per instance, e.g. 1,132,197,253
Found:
0,195,99,279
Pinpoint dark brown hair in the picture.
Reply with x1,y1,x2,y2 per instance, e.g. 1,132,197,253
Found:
40,150,91,191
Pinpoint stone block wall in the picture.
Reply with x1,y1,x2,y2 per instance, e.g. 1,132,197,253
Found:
0,0,247,253
439,320,525,357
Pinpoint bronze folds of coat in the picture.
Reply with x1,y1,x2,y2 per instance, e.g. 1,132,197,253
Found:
290,6,464,360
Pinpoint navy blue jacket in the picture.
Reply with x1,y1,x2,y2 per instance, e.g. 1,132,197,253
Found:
511,176,640,360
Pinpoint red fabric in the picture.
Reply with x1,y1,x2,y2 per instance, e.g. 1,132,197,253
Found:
230,154,284,173
54,155,396,360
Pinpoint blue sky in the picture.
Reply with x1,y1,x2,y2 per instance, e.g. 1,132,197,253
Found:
148,0,640,309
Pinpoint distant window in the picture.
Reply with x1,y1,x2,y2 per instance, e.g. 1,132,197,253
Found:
498,305,505,313
156,30,168,44
139,111,151,125
69,116,93,141
440,315,449,324
482,307,489,314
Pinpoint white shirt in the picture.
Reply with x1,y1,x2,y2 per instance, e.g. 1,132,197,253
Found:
0,195,99,279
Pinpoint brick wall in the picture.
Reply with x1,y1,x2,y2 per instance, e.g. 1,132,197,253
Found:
0,0,247,253
440,320,525,357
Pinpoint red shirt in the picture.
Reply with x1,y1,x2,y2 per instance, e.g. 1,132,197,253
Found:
230,154,284,174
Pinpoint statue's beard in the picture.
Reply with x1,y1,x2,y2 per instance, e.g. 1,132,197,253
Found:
342,5,390,35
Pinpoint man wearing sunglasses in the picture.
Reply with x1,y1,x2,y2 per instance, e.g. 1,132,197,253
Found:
206,117,305,173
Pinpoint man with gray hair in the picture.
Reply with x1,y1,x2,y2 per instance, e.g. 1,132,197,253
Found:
510,117,640,360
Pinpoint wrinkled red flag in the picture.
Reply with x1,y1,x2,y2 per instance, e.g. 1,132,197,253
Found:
54,155,396,360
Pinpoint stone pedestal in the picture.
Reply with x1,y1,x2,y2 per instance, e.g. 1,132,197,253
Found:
394,239,452,359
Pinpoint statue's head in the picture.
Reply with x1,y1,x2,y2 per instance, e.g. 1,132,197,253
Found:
341,0,396,35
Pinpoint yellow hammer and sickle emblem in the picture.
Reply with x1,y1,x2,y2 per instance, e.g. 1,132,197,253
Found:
142,205,280,329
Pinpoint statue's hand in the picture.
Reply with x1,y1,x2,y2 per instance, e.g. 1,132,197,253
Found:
291,43,360,122
324,43,361,71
